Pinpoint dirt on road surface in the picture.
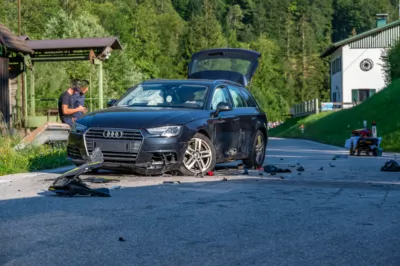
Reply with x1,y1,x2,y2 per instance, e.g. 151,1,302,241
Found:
1,138,400,266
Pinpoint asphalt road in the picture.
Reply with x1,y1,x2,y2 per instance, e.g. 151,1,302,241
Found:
1,138,400,266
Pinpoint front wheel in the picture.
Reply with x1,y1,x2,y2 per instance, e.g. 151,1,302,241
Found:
179,133,216,176
243,130,266,169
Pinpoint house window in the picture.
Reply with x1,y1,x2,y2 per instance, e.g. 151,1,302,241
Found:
331,56,342,75
351,89,376,104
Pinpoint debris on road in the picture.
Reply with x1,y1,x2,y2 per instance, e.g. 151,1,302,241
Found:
221,177,228,181
297,166,305,172
163,181,181,184
82,177,120,183
263,165,292,174
207,170,214,176
381,160,400,172
119,237,126,242
48,148,111,197
329,163,335,167
319,167,324,171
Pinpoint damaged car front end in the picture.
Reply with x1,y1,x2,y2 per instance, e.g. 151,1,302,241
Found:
67,118,205,175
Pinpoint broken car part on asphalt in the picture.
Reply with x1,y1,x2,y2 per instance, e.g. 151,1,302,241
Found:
48,148,111,197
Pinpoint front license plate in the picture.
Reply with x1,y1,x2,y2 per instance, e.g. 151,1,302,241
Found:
95,141,140,153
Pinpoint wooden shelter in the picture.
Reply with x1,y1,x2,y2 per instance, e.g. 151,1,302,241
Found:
0,24,33,125
0,23,122,128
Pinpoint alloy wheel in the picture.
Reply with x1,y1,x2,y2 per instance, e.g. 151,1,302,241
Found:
183,137,213,173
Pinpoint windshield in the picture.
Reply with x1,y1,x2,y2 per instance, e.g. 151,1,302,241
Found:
117,83,209,109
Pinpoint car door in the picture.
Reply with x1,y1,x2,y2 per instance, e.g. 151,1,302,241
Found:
225,85,252,158
209,85,240,161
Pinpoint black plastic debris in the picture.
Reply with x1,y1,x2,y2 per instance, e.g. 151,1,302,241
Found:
221,177,228,181
333,155,348,160
48,148,111,197
263,165,292,174
381,160,400,172
163,181,181,184
329,163,335,167
297,166,305,172
119,237,126,242
319,167,324,171
82,177,120,183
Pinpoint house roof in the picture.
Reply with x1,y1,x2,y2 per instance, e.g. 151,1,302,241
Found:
26,37,122,51
0,24,34,54
320,19,400,58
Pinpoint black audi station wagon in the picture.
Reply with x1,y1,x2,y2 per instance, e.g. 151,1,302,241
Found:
67,48,268,175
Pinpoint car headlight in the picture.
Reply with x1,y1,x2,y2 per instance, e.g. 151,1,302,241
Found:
71,123,88,134
146,126,182,137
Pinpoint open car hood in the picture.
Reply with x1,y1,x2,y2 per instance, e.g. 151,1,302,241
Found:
188,48,261,86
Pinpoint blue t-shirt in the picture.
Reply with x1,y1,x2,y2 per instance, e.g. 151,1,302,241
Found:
73,92,86,119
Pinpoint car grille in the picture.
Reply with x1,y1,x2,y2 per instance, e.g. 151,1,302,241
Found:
85,128,143,141
84,128,143,164
67,146,82,159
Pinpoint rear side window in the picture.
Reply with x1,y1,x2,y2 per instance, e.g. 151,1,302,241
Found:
227,85,247,108
239,87,258,107
211,86,232,110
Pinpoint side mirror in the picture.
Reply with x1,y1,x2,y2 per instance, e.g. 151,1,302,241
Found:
107,99,117,107
212,102,232,116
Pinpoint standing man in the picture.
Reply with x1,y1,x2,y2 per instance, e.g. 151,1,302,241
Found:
72,79,90,121
58,79,86,126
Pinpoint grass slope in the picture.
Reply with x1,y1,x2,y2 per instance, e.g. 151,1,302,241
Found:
269,80,400,151
0,137,70,176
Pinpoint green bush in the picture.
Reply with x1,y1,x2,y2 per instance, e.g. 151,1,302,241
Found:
0,137,70,176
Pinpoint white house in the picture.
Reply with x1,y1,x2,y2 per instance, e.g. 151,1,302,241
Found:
320,14,400,108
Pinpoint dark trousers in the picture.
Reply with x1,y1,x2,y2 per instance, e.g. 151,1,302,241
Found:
61,117,74,127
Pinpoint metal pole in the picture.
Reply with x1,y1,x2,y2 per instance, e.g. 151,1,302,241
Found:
18,0,21,35
30,66,35,116
23,69,27,126
98,61,103,109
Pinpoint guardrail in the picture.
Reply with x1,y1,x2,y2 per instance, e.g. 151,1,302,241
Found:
290,99,319,118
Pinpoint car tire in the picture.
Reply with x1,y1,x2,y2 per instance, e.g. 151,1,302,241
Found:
243,130,266,169
179,133,216,176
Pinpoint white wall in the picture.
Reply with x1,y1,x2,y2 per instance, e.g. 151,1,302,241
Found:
330,48,343,103
342,45,387,104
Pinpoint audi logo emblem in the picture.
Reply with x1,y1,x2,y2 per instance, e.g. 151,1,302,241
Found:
103,130,124,138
